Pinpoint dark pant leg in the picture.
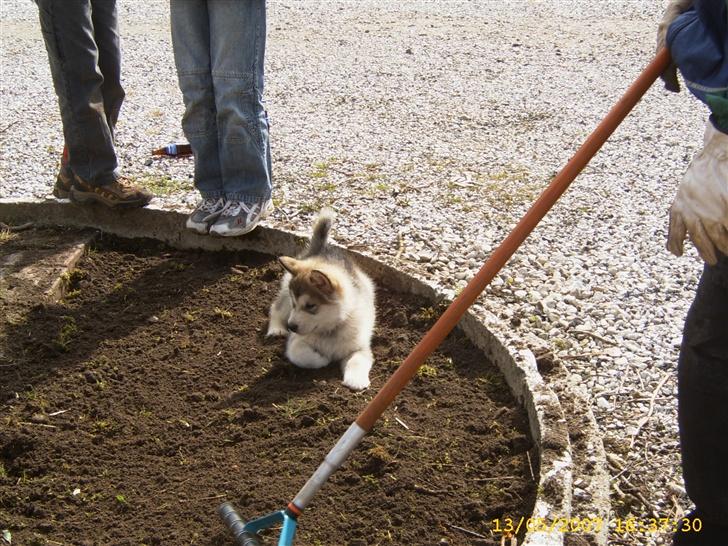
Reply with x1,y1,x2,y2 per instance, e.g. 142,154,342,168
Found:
679,252,728,525
90,0,125,139
36,0,118,185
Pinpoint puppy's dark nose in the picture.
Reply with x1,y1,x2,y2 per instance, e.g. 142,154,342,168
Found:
287,322,298,333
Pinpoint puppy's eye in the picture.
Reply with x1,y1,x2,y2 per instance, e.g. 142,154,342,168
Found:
304,302,318,314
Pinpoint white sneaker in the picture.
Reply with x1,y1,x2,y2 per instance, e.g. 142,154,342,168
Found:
186,197,226,234
209,198,272,237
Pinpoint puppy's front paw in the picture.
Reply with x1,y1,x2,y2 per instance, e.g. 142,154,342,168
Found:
342,370,370,391
266,323,287,337
342,351,372,391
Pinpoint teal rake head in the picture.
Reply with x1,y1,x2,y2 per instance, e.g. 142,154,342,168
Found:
217,503,299,546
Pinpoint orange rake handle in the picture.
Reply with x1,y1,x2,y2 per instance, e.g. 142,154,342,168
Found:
356,47,671,432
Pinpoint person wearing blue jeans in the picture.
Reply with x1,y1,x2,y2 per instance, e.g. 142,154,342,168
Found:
657,1,728,545
36,0,152,208
170,0,273,237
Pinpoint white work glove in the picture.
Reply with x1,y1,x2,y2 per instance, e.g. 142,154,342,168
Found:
656,0,693,92
667,121,728,265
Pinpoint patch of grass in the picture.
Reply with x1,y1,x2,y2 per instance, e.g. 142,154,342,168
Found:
0,229,17,243
315,415,337,427
315,179,337,192
417,364,438,378
134,175,191,196
272,399,314,420
55,316,78,351
6,311,29,326
475,165,542,207
169,262,189,271
0,462,6,477
86,355,110,369
310,161,330,179
413,306,437,323
367,445,395,464
433,451,452,471
94,420,112,431
213,307,233,319
300,197,334,214
22,390,49,410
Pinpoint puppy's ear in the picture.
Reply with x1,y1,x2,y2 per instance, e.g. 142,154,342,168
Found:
279,256,300,274
309,269,335,296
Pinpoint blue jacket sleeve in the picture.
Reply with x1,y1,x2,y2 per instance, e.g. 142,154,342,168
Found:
667,0,728,132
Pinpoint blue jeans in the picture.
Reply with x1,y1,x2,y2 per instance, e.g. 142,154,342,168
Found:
170,0,272,202
36,0,123,185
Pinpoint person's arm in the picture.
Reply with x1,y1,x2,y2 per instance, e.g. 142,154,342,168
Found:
656,0,692,91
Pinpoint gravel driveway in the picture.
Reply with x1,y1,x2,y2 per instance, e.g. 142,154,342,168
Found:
0,2,707,545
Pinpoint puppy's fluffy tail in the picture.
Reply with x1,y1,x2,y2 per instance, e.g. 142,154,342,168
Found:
308,208,335,256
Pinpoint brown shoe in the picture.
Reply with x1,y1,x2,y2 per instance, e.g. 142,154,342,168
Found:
70,175,153,208
53,164,74,199
53,146,73,199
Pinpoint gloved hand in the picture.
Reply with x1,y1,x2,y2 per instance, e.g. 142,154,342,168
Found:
656,0,693,92
668,121,728,265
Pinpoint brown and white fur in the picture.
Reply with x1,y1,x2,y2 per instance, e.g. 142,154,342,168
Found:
266,209,376,390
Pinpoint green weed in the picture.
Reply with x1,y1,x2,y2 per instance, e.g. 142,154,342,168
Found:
55,316,78,351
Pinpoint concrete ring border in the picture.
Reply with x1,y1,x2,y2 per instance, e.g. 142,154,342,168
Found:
0,198,572,546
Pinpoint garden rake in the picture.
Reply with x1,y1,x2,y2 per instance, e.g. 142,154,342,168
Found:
218,48,672,546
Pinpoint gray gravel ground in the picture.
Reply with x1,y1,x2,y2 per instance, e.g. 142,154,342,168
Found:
0,1,708,545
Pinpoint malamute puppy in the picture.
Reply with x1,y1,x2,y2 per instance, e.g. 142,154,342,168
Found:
266,209,376,390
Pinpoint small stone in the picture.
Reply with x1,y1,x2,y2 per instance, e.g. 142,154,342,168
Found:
596,397,610,410
390,309,408,328
83,371,98,384
30,412,49,424
186,392,205,403
605,347,622,358
573,487,591,501
298,415,315,427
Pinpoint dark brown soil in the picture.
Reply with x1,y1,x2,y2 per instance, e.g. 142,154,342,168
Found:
0,230,536,546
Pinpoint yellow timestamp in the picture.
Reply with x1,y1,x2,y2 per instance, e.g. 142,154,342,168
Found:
490,516,703,535
613,517,702,534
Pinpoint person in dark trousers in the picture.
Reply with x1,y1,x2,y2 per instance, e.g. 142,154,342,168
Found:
657,1,728,544
36,0,152,208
